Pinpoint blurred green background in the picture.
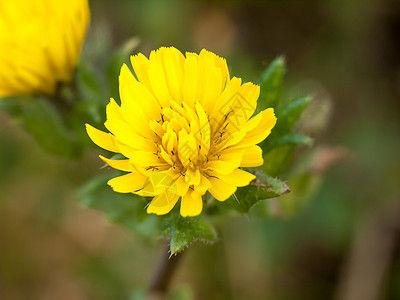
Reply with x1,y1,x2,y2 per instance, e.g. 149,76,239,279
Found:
1,0,400,299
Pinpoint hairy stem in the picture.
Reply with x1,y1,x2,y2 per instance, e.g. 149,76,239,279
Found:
148,239,184,299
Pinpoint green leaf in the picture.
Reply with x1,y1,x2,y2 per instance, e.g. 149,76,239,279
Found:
76,63,103,100
214,171,290,214
169,215,217,254
276,133,312,146
73,63,107,126
258,56,285,110
275,96,311,134
263,133,312,153
250,172,323,218
259,97,312,175
0,96,81,158
79,172,166,239
262,145,296,177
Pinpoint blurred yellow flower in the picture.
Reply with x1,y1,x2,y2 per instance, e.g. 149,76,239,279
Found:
86,47,276,217
0,0,90,97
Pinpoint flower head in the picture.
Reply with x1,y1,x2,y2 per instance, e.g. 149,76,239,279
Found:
0,0,90,97
86,47,276,217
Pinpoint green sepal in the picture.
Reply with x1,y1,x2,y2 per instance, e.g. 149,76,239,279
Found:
168,214,217,254
258,56,285,110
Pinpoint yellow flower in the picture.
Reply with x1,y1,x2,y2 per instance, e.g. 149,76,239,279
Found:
0,0,90,97
86,47,277,217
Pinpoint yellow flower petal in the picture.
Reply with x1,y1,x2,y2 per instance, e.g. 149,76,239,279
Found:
202,64,222,114
186,168,201,186
108,172,148,193
162,47,185,102
134,180,164,197
182,52,198,107
148,48,172,107
233,108,277,148
175,175,190,196
180,190,203,217
86,124,119,153
104,98,130,136
218,169,256,187
129,150,167,167
228,82,260,127
195,101,211,157
194,174,212,195
217,147,245,163
208,177,237,202
209,77,242,130
130,53,153,94
99,155,135,172
178,130,197,167
205,160,240,175
119,63,160,120
147,190,180,215
104,99,156,150
240,145,264,167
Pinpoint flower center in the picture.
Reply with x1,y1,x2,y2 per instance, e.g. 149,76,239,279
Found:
148,100,215,185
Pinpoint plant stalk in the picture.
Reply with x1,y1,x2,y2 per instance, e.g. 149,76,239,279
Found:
148,239,184,299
